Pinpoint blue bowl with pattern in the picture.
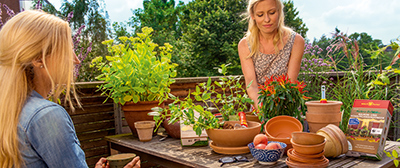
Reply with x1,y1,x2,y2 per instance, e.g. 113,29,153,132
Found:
248,141,286,165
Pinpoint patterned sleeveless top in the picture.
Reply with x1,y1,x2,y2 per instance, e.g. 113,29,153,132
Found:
250,31,296,84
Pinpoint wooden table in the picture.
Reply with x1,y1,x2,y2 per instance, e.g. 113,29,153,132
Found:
105,133,399,168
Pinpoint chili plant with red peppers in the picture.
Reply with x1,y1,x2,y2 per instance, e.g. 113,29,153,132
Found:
257,74,311,124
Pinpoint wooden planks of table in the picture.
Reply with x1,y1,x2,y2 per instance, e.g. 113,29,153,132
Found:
105,133,400,168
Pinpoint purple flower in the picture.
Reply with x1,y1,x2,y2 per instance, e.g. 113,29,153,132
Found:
3,4,15,17
312,50,316,53
314,59,318,63
319,48,323,51
321,63,328,66
326,46,331,50
329,77,334,81
67,12,74,22
322,81,327,84
317,51,321,54
301,67,305,70
311,53,315,56
318,61,323,64
35,0,42,10
310,63,313,66
304,64,308,67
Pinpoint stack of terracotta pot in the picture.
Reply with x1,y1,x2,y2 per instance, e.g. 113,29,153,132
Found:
286,132,329,168
316,124,348,158
305,100,343,133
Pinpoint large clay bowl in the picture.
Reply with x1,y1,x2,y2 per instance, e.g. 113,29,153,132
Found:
264,116,303,139
306,112,341,133
291,132,325,145
305,100,342,114
287,148,326,164
285,157,329,168
290,139,326,155
206,121,261,147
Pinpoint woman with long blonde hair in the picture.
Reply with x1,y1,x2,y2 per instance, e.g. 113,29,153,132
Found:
238,0,305,108
0,10,140,168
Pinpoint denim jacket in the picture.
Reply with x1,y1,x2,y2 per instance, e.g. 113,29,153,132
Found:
18,90,88,168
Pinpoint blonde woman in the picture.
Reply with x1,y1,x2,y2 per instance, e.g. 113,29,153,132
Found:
238,0,305,109
0,10,140,168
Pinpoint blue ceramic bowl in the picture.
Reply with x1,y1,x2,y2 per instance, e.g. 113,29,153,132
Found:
248,141,287,165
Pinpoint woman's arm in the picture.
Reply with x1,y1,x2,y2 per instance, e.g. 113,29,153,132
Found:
238,38,260,109
287,34,305,81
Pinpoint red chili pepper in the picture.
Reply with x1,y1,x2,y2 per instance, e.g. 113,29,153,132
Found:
238,112,248,127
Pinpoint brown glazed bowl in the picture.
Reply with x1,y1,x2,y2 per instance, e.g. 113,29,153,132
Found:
290,139,326,155
291,132,325,145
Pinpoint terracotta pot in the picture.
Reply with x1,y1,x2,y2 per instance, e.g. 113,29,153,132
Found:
287,148,325,164
292,149,325,159
206,121,261,147
134,121,155,142
163,117,180,139
306,112,342,133
305,100,342,114
122,101,164,136
291,132,325,145
290,139,326,155
316,127,341,157
245,112,261,123
264,116,303,139
326,124,348,154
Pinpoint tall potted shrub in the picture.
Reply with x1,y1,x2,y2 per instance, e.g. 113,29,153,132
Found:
91,27,178,136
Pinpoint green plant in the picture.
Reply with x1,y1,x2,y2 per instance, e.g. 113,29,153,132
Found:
257,74,310,125
90,27,178,105
151,64,253,136
384,138,400,167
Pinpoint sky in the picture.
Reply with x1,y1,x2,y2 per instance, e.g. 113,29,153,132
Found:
49,0,400,45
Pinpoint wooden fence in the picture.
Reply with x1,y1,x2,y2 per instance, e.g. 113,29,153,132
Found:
65,74,399,167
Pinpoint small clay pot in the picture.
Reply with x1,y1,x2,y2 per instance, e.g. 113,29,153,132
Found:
107,153,136,168
290,139,326,155
306,112,342,133
163,117,180,139
305,100,342,114
292,149,325,159
134,121,155,142
291,132,325,145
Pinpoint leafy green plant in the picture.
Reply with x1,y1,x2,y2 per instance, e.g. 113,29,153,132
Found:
90,27,178,105
384,138,400,167
151,64,253,136
257,74,310,125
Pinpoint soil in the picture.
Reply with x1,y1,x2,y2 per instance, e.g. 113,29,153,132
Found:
222,122,235,129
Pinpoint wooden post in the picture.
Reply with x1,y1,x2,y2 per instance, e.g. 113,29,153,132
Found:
114,103,122,134
394,74,400,140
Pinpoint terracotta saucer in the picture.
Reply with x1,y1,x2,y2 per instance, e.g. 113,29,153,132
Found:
209,141,250,155
326,124,348,154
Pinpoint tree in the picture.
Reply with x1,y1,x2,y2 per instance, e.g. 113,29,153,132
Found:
283,0,308,38
178,0,248,77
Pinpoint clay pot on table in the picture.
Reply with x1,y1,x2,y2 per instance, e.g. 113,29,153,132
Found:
316,124,348,158
107,153,136,168
134,121,155,142
162,117,180,139
264,115,303,153
122,101,163,136
305,100,343,133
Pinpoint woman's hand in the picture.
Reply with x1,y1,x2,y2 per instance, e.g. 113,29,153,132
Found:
95,157,109,168
124,156,140,168
95,156,140,168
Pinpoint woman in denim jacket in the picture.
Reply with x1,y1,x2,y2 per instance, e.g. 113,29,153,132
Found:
0,10,140,168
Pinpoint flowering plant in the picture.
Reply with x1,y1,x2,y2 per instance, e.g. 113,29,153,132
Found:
257,74,310,123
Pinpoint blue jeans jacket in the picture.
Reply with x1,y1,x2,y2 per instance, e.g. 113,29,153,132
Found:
18,90,88,168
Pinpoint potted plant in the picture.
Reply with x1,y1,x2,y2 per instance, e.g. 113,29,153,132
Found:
257,74,310,126
91,27,178,136
151,64,261,149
